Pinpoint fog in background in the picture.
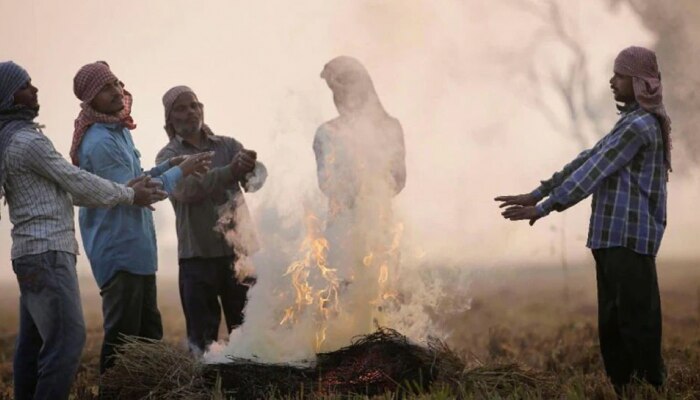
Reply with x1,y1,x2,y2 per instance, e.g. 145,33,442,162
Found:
2,0,700,287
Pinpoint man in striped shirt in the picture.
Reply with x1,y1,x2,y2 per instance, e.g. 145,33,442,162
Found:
0,61,166,400
496,47,670,391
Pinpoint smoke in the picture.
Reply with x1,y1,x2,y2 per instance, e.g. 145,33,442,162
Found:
204,57,458,363
1,0,698,366
2,0,699,283
189,1,699,363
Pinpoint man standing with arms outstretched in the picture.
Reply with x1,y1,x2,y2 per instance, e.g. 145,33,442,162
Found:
496,46,670,393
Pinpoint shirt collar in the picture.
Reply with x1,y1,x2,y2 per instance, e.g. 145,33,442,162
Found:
175,130,220,149
94,122,122,130
618,102,640,115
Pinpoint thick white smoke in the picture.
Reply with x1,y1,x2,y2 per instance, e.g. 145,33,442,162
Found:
205,57,462,363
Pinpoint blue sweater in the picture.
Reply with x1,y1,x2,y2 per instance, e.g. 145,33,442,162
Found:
78,123,182,287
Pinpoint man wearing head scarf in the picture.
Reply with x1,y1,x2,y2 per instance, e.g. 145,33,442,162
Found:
70,62,212,378
156,85,266,354
496,46,669,391
0,61,164,400
314,56,406,338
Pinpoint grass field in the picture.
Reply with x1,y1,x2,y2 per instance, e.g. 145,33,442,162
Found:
1,259,699,399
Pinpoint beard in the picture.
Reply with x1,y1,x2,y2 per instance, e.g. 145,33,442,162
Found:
173,119,203,138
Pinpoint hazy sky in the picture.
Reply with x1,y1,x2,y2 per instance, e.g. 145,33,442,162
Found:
1,0,698,282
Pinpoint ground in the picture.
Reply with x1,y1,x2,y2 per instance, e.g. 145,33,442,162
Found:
0,259,698,399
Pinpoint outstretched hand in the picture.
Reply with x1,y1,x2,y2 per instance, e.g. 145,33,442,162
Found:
128,175,168,210
168,155,187,166
179,152,214,177
494,193,538,208
501,205,541,226
230,148,257,179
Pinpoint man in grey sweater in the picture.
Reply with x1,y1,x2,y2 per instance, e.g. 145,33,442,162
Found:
156,85,266,354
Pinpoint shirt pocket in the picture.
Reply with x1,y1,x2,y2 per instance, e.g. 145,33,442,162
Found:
131,148,145,174
12,252,56,294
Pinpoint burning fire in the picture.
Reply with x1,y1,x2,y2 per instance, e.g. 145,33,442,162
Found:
280,211,341,351
278,123,406,352
280,207,403,351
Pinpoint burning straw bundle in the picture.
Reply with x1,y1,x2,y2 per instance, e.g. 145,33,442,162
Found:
207,328,464,398
102,328,555,399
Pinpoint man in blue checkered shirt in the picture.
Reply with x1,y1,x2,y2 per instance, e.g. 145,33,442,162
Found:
496,46,671,392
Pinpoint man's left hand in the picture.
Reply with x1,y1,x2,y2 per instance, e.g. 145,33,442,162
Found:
501,205,542,226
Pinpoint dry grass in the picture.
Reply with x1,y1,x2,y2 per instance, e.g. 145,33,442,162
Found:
99,331,559,399
0,259,699,399
100,336,209,400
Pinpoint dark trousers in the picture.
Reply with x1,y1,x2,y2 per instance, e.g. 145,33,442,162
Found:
99,271,163,374
179,256,249,354
12,251,86,400
592,247,665,388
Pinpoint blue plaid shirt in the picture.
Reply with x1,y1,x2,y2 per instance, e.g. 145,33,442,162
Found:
532,105,667,256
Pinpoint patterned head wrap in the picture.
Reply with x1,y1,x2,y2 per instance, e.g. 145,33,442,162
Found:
70,61,137,166
0,61,38,200
162,85,213,140
0,61,30,110
163,85,196,139
614,46,672,172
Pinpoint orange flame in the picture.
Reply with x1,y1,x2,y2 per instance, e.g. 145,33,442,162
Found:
280,211,340,351
369,222,404,306
281,206,404,351
362,253,374,267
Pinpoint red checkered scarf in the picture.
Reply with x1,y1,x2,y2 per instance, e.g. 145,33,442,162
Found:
70,62,137,166
614,46,672,172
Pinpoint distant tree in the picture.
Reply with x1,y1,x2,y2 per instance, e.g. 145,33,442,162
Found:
505,0,615,286
507,0,609,149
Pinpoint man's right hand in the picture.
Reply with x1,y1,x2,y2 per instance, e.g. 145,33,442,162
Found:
128,176,168,208
230,148,257,179
494,193,538,208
